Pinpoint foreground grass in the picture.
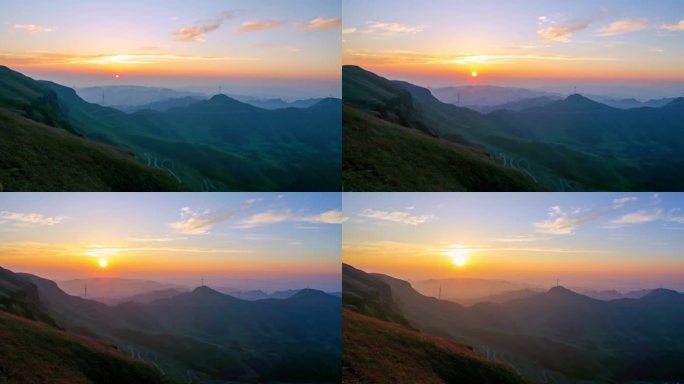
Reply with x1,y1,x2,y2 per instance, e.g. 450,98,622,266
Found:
342,106,540,191
0,311,174,384
342,308,529,384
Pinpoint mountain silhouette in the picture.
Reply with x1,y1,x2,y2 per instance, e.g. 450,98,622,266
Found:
1,65,341,191
0,66,183,191
345,265,684,383
342,264,529,383
533,94,618,113
0,268,172,383
10,268,341,383
342,65,539,192
345,66,684,191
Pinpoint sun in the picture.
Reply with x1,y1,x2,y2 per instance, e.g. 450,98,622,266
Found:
471,71,478,78
98,259,108,269
452,254,468,267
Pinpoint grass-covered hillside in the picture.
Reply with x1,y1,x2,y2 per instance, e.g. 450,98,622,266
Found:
0,66,183,191
343,106,539,191
0,311,174,384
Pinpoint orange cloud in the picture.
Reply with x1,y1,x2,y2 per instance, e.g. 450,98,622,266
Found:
598,19,649,36
13,24,53,32
662,19,684,31
297,17,341,30
238,20,282,32
173,11,237,42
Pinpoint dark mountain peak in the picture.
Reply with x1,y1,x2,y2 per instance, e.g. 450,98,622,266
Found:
191,93,261,112
548,285,580,296
531,93,614,113
662,97,684,108
565,94,596,104
290,288,330,300
309,97,341,109
208,93,235,103
192,285,223,296
642,288,680,300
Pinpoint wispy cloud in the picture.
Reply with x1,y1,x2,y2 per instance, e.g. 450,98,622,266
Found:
238,20,282,33
359,209,433,225
13,24,53,32
173,11,237,42
169,199,259,235
238,210,292,228
302,210,347,224
538,19,593,42
83,245,250,256
344,49,616,66
297,17,341,30
0,52,255,66
612,196,638,209
598,19,649,36
611,208,664,225
443,54,617,64
345,21,423,36
236,209,345,228
662,20,684,31
0,211,64,226
533,206,599,235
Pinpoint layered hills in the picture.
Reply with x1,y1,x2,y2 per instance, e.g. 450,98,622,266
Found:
343,264,684,383
0,267,341,383
342,65,539,191
0,267,172,384
1,66,341,191
0,66,183,191
342,264,529,384
343,65,684,191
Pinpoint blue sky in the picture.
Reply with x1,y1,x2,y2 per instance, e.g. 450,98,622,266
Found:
0,192,342,291
343,193,684,290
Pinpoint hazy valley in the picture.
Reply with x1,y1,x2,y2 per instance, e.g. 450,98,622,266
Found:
342,264,684,384
1,266,342,383
342,65,684,192
0,66,341,192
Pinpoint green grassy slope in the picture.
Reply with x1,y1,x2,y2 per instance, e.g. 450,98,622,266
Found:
343,106,539,191
0,109,183,191
343,309,529,384
0,311,174,384
43,80,341,191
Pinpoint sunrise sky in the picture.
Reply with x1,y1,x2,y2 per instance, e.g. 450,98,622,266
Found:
0,0,340,97
343,193,684,291
343,0,684,98
0,193,342,291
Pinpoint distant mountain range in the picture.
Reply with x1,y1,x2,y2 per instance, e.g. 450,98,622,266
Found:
342,65,539,191
343,264,684,383
431,85,559,107
343,65,684,191
430,85,677,111
76,85,206,107
0,267,172,383
1,65,341,191
0,266,341,383
342,264,528,384
58,277,182,299
77,85,328,113
412,278,537,304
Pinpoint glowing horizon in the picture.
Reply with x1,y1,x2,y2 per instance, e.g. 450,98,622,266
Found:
0,193,343,291
343,193,684,291
342,0,684,98
0,0,341,96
